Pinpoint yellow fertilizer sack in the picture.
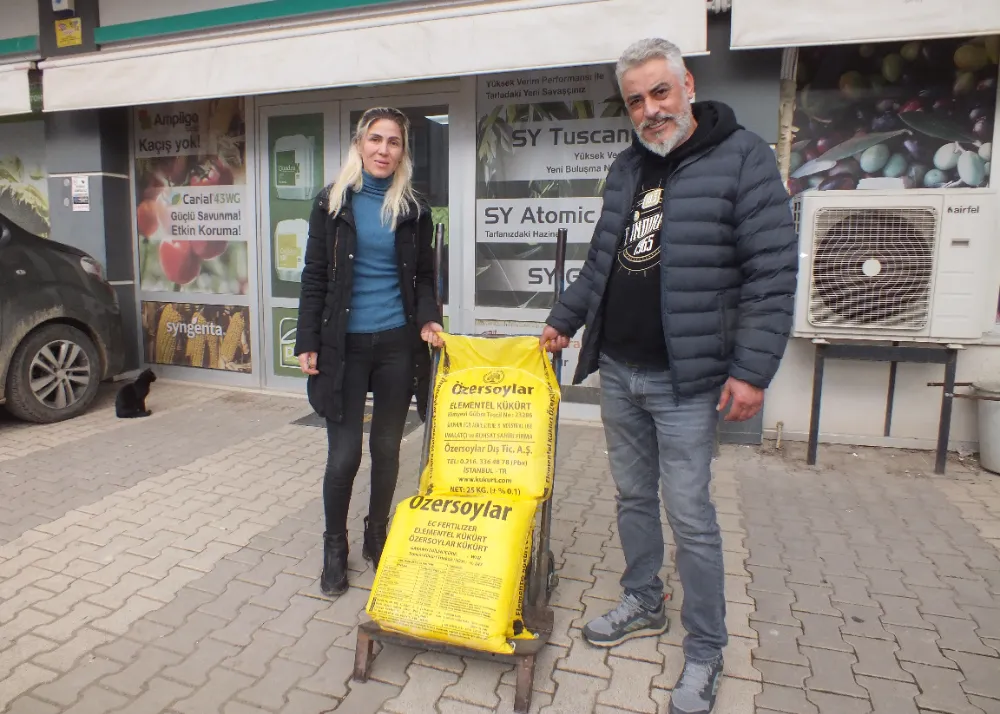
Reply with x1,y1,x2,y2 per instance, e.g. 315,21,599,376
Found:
366,494,538,654
419,334,560,501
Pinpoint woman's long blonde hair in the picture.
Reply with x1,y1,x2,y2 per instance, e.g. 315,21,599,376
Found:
327,107,420,230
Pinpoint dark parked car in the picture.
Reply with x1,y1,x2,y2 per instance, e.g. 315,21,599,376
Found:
0,214,125,423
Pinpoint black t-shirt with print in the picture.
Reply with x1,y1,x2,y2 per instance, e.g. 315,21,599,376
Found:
600,107,729,369
600,167,672,368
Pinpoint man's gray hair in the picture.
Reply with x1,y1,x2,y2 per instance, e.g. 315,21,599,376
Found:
615,37,687,88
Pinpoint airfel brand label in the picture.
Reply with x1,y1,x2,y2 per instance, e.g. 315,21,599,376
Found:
947,205,981,214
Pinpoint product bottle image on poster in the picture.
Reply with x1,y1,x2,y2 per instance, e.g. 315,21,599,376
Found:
274,218,309,282
273,134,316,201
279,316,299,368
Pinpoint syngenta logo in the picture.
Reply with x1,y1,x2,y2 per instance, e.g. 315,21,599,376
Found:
947,205,981,214
166,321,223,339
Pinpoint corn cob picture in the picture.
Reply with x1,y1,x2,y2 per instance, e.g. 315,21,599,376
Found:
184,311,208,367
220,309,247,370
142,302,251,372
207,332,221,367
155,304,182,363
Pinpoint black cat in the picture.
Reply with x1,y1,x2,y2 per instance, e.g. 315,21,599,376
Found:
115,368,157,418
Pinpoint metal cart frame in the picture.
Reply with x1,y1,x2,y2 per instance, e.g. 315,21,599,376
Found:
352,227,569,713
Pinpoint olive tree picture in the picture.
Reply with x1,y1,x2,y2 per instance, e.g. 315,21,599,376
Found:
0,119,50,237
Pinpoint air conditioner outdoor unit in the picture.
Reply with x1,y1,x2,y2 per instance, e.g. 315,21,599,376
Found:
792,189,997,344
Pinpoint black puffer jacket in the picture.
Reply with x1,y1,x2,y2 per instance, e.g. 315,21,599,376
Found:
294,185,441,422
546,101,798,399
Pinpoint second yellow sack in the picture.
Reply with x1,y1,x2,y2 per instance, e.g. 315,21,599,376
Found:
365,493,537,654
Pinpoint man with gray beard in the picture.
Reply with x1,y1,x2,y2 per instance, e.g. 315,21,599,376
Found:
540,37,798,714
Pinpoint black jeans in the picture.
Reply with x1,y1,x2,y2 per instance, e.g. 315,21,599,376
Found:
324,325,414,535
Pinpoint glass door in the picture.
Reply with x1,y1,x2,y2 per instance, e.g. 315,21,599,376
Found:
257,102,340,390
340,99,455,330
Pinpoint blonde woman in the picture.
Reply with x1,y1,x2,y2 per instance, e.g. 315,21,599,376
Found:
295,107,443,596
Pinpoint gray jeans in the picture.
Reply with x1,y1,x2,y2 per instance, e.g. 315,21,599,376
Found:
598,352,727,662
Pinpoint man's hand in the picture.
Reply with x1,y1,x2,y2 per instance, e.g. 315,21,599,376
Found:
421,322,445,348
717,377,764,422
298,352,319,376
540,325,570,353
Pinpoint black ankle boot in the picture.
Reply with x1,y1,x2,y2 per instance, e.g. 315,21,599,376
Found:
320,532,348,596
362,517,388,569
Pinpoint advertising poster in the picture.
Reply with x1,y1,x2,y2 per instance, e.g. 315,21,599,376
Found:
0,118,49,237
789,36,998,195
134,98,249,294
267,114,325,300
141,301,251,372
271,307,306,378
476,66,632,308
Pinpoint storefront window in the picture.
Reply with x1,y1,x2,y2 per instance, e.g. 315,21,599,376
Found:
789,36,998,195
0,116,49,238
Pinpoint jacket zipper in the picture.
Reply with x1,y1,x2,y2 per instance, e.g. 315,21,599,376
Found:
660,149,714,404
658,176,681,405
331,225,340,281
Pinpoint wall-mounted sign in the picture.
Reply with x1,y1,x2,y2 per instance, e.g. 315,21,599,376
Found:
71,176,89,212
54,17,83,48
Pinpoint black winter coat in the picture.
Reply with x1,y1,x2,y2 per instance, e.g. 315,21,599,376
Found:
546,103,799,399
294,185,441,422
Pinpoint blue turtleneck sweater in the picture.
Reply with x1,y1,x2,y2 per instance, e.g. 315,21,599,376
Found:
346,172,407,334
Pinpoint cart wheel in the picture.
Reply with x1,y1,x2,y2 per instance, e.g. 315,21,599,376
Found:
546,553,558,599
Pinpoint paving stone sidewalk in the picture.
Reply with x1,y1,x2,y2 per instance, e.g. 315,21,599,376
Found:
0,382,998,713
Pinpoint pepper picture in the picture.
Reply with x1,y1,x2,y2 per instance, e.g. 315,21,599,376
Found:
134,98,249,295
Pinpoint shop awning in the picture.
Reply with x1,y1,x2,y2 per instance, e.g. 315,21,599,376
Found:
0,62,33,117
39,0,707,112
731,0,1000,50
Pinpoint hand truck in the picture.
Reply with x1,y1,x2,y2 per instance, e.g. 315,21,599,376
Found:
352,226,569,713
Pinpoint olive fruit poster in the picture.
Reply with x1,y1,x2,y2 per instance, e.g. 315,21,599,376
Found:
789,36,998,195
133,99,249,295
475,66,633,309
0,117,49,237
141,301,252,372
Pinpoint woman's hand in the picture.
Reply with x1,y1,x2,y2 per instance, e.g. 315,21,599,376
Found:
298,352,319,375
421,322,444,348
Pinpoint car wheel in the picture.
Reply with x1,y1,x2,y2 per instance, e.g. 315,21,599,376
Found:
5,324,102,423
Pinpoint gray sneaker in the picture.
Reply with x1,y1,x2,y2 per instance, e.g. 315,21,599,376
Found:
668,657,724,714
581,593,668,647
